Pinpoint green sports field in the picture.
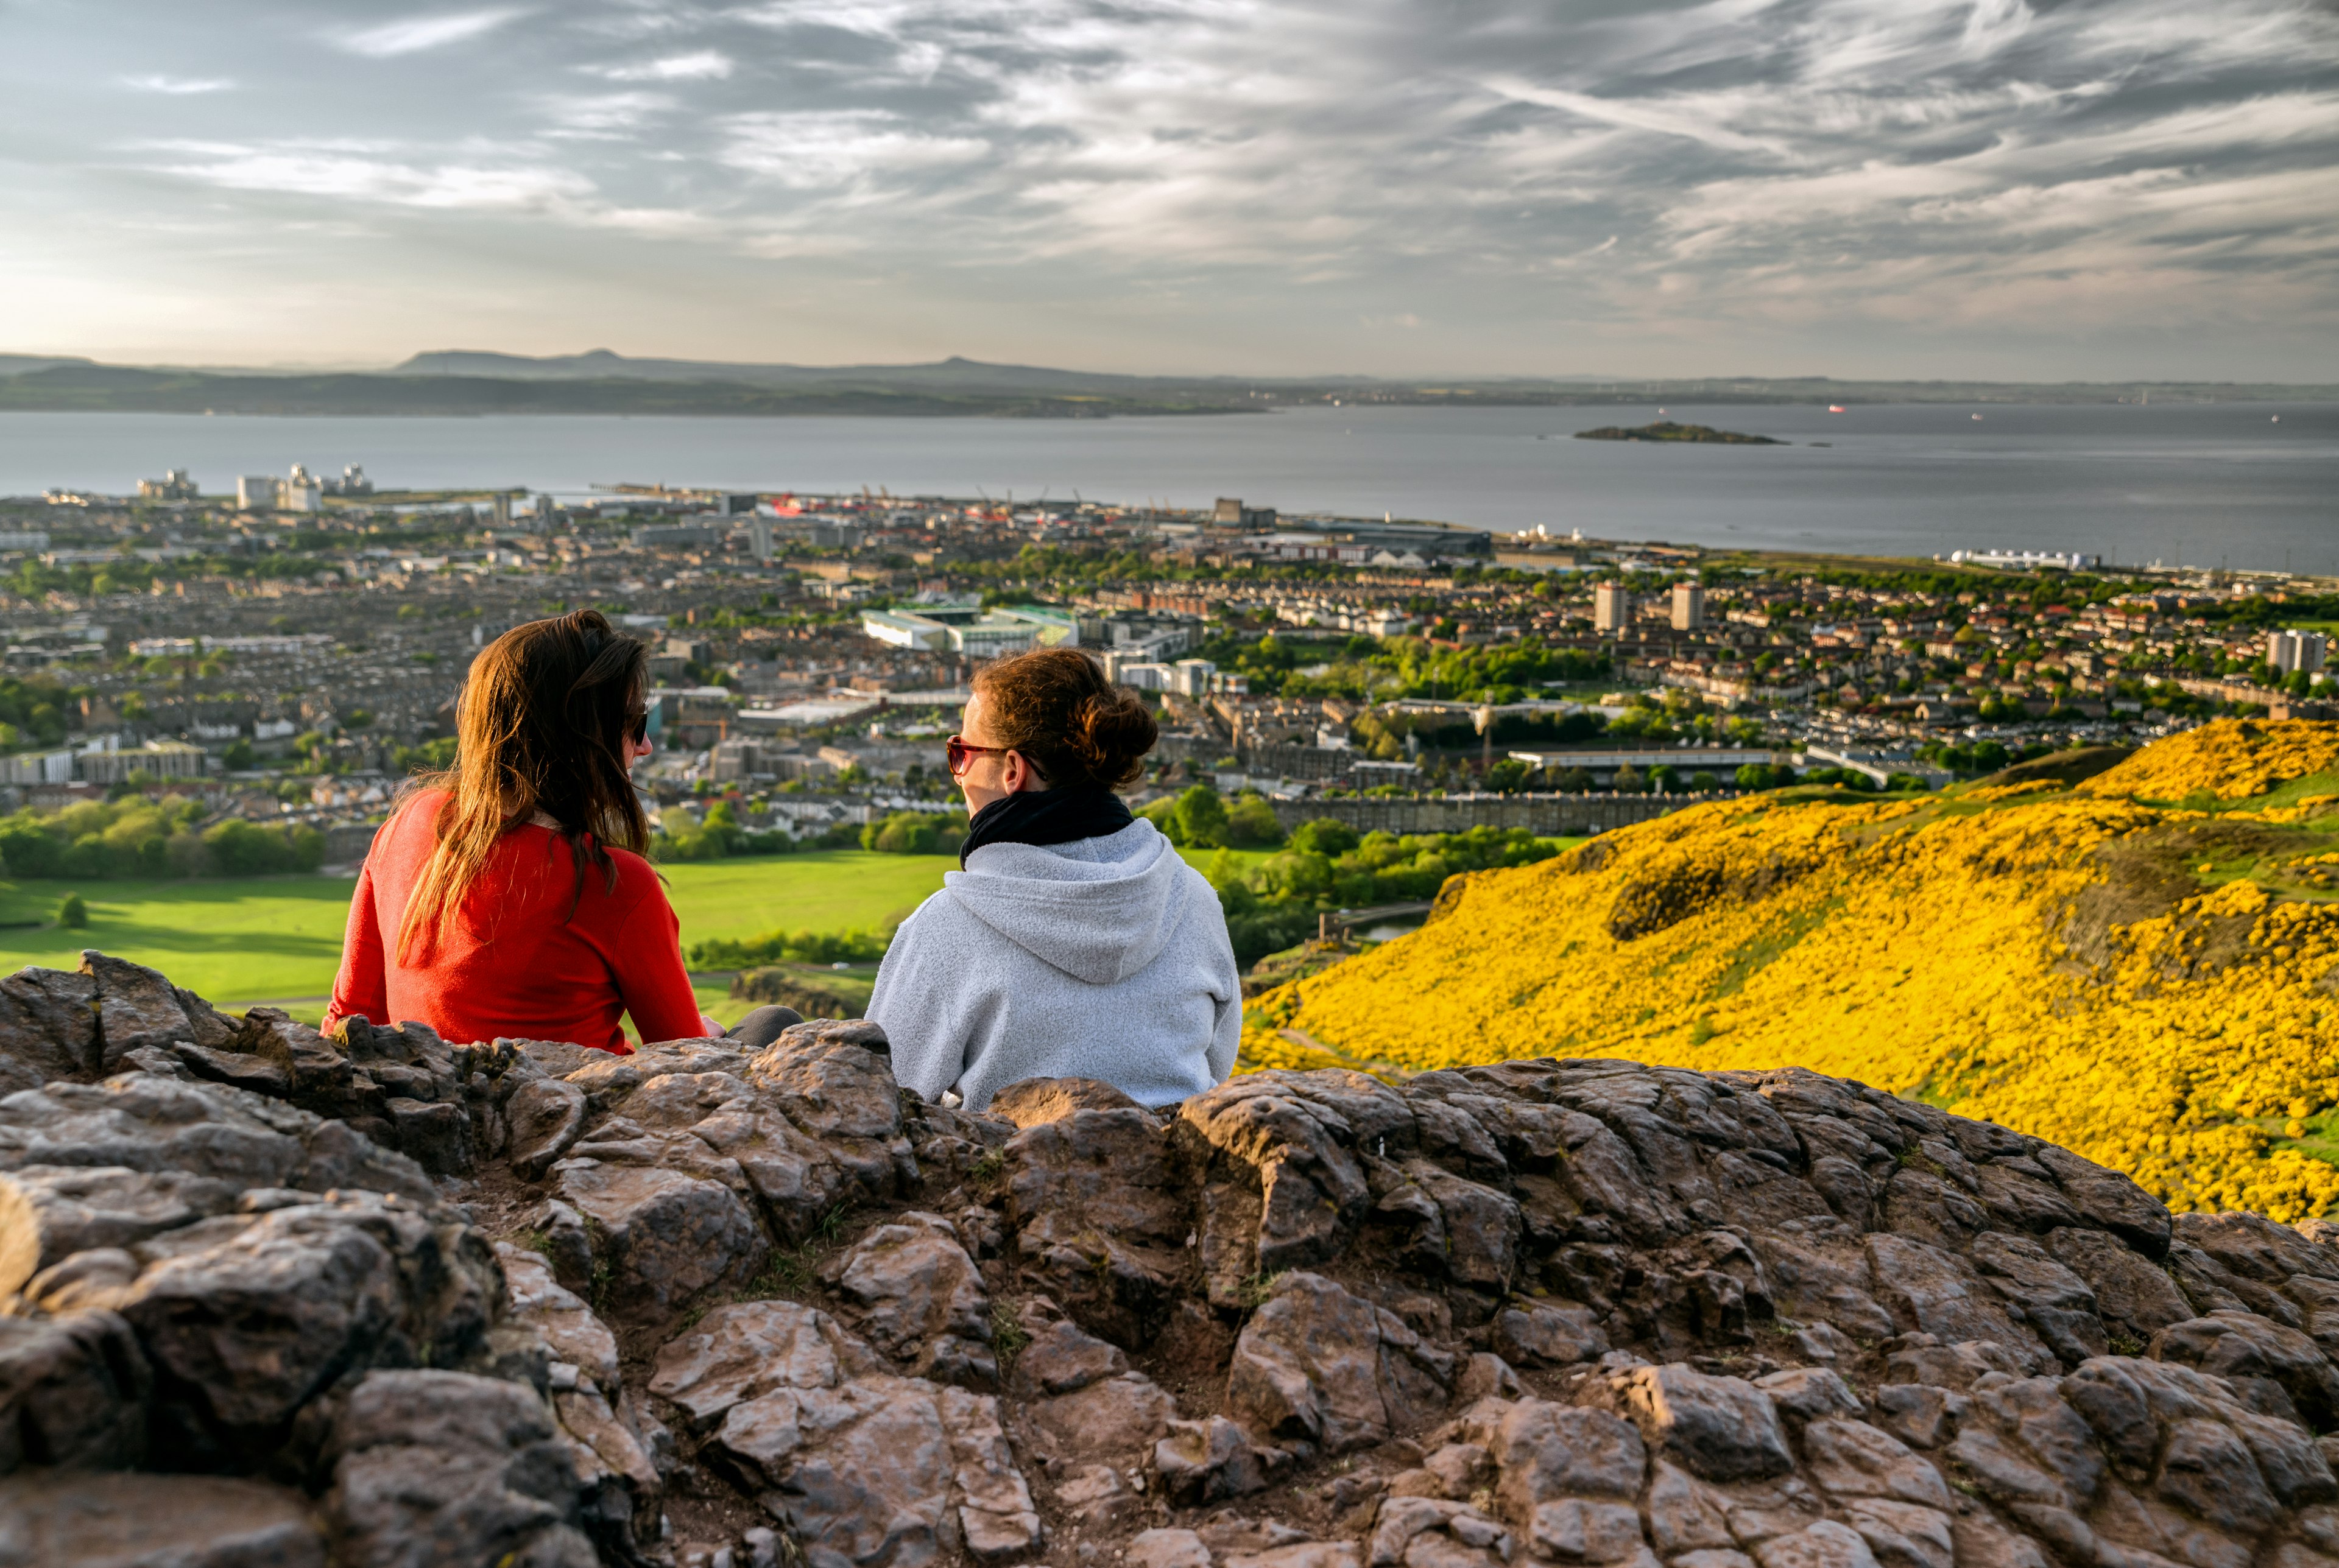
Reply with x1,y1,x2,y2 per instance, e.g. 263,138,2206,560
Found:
0,845,1266,1015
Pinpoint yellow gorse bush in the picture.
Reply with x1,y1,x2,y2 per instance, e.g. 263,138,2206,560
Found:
1249,720,2339,1220
2081,718,2339,801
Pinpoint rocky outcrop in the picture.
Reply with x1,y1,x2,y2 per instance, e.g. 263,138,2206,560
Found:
12,951,2339,1568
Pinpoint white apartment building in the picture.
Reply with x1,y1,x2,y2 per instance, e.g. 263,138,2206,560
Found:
1114,661,1174,691
2268,628,2329,675
1671,583,1707,631
1593,583,1632,633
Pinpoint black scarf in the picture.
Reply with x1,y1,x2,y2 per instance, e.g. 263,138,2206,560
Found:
959,787,1135,866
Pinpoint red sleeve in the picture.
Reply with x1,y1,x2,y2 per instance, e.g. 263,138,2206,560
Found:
324,858,389,1036
612,884,704,1047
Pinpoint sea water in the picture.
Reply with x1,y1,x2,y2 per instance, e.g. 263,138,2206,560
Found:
4,401,2333,574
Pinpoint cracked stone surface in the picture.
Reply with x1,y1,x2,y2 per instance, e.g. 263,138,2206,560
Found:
14,956,2339,1568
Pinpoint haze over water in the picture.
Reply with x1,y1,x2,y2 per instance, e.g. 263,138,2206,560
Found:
6,401,2333,575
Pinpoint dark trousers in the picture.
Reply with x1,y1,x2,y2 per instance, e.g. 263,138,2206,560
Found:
725,1005,802,1051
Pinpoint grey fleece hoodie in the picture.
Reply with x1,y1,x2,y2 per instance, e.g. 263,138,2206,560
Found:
866,817,1241,1111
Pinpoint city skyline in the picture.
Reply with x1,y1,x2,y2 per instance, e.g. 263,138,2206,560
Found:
3,0,2335,380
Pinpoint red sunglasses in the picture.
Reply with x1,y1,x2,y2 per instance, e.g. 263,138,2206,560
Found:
945,735,1010,776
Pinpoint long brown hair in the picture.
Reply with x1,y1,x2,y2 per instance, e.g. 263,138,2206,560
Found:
395,610,652,963
974,647,1157,789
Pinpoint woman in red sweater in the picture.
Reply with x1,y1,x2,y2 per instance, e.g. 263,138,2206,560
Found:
326,610,790,1055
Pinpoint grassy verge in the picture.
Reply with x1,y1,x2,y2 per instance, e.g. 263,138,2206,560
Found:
0,874,360,1004
0,842,1268,1010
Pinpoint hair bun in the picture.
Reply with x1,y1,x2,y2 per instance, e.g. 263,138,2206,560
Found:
972,647,1160,789
1069,687,1159,789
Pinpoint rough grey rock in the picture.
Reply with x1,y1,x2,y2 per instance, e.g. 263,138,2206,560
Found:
1,1164,235,1298
1226,1271,1456,1454
746,1021,917,1195
1368,1494,1515,1568
669,1280,1043,1561
56,1189,499,1465
0,1309,151,1471
37,954,550,1178
1646,1458,1737,1553
1623,1363,1795,1482
551,1155,768,1318
1130,1527,1215,1568
1003,1103,1192,1348
1157,1414,1280,1507
1176,1074,1385,1304
1799,1418,1950,1508
1008,1307,1179,1520
1753,1519,1880,1568
555,1380,666,1563
1476,1397,1647,1511
0,1469,328,1567
1490,1301,1609,1368
325,1368,599,1568
18,953,2339,1568
0,965,99,1086
1870,1383,1966,1450
711,1369,1042,1568
820,1210,995,1386
1030,1366,1179,1520
1009,1309,1132,1400
82,949,241,1075
989,1075,1143,1127
1838,1498,1952,1568
649,1299,881,1428
0,1072,437,1214
2154,1312,2339,1427
1756,1366,1865,1424
500,1242,620,1393
509,1077,590,1179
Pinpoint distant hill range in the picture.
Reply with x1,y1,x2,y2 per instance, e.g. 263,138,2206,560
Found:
0,348,2330,417
0,351,1250,418
390,350,1204,396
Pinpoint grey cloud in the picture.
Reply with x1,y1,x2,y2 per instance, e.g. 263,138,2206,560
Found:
16,0,2339,371
594,49,735,80
121,74,238,94
537,90,680,135
146,139,597,211
337,7,534,57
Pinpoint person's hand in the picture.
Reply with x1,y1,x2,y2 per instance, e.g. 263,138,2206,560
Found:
700,1012,726,1038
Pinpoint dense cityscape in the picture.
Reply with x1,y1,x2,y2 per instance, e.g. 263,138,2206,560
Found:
4,461,2334,884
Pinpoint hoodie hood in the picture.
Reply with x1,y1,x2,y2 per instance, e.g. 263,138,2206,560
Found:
942,818,1191,985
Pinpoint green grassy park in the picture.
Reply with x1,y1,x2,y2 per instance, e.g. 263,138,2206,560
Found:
0,845,1265,1022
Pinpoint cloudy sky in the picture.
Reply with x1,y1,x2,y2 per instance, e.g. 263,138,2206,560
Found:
2,0,2335,378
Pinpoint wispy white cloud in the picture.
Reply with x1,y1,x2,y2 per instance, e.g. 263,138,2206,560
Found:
338,7,531,58
598,49,733,80
1480,77,1787,156
720,110,989,189
129,132,737,244
121,74,237,94
537,90,677,135
154,144,591,209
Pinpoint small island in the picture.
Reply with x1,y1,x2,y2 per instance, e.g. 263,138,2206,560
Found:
1573,421,1782,444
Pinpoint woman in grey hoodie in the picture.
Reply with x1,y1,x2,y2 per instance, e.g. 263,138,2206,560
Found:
867,649,1241,1111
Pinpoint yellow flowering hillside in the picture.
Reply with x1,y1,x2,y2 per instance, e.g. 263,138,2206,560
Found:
2080,717,2339,801
1249,719,2339,1220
